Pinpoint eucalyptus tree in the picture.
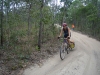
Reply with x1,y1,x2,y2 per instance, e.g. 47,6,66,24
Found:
60,0,72,23
67,0,100,39
0,0,3,46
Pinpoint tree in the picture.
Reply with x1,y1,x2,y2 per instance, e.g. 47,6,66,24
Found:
38,0,44,49
0,0,3,46
60,0,72,23
66,0,100,39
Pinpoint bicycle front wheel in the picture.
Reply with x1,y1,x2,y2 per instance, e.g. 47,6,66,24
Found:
60,44,66,60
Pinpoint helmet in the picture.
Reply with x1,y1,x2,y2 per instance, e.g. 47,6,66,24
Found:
62,23,67,27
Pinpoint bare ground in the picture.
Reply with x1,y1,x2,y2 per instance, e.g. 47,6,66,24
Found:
0,38,59,75
1,31,100,75
23,31,100,75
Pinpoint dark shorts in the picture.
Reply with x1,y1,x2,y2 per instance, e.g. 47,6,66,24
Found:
64,32,71,38
64,33,69,38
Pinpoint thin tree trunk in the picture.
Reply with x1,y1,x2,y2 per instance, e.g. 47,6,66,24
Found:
28,3,31,36
1,0,3,46
38,0,44,49
27,3,32,54
6,5,9,48
62,2,66,23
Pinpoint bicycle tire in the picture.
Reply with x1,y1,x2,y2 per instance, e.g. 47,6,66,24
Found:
60,44,66,60
65,47,69,54
66,46,70,54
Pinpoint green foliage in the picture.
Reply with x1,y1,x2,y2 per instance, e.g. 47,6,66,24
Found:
66,0,100,39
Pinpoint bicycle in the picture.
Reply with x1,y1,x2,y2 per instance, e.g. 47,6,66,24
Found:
58,38,75,60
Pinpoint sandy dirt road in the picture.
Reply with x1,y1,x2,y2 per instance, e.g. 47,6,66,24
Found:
23,31,100,75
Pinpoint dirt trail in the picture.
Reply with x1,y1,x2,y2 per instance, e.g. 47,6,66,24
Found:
23,31,100,75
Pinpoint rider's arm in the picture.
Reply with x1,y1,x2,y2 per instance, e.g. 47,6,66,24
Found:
68,27,70,37
59,28,63,37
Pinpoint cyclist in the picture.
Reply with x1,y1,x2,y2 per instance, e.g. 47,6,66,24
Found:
58,23,74,45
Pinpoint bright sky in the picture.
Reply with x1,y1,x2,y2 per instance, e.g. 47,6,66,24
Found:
50,0,64,6
57,0,61,5
57,0,64,6
48,0,64,7
57,0,75,5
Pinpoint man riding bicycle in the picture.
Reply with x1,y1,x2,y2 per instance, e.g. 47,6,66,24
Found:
58,23,74,45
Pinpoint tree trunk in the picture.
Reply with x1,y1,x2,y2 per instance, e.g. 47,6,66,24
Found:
6,5,9,48
0,0,3,46
62,2,66,23
38,0,44,49
28,3,32,36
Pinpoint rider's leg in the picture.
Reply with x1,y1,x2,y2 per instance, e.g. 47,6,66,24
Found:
67,37,75,46
70,40,74,43
64,34,71,45
67,39,70,43
67,37,71,45
67,36,74,44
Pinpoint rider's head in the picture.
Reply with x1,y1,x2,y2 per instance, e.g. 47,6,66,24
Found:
62,23,67,29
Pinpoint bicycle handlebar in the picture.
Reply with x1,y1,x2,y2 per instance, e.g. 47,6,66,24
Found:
58,38,68,40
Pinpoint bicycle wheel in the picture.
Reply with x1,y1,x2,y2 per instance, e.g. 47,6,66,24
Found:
66,47,69,54
60,44,66,60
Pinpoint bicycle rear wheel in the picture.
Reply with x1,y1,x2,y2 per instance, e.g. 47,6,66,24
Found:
60,44,66,60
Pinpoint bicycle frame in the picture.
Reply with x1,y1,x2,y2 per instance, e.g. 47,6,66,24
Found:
58,37,75,60
59,38,69,48
58,38,70,60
